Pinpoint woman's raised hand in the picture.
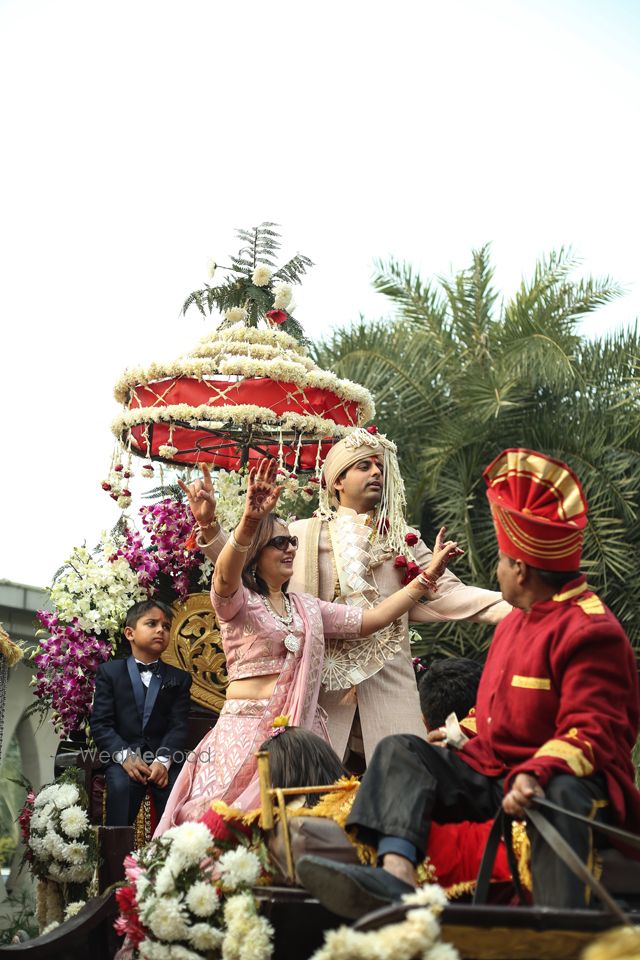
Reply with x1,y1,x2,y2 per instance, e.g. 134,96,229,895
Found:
425,526,465,582
244,459,283,521
178,463,217,527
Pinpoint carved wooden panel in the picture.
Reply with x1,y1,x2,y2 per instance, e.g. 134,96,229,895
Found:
163,592,228,714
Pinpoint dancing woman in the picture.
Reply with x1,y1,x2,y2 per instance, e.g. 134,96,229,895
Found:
155,459,461,831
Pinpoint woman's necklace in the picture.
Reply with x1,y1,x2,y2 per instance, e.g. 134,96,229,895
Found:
262,593,300,653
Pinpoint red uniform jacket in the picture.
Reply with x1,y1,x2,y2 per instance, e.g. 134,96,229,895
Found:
461,576,640,834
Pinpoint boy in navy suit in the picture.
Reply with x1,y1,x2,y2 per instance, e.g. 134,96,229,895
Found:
90,599,193,826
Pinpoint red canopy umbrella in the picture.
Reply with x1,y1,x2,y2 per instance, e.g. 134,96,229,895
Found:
111,322,375,474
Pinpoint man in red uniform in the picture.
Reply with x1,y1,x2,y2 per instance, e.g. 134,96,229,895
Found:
298,448,640,916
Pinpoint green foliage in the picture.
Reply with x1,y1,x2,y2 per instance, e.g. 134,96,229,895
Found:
313,246,640,659
182,223,313,343
0,890,38,945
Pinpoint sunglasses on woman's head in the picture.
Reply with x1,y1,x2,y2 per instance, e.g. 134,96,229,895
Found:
265,535,299,551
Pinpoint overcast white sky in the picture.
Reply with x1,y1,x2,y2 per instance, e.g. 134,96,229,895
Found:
1,0,639,589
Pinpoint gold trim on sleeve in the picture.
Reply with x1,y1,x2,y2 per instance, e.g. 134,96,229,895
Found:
534,738,594,776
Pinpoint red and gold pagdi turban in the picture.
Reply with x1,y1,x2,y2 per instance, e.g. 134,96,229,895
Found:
483,449,587,571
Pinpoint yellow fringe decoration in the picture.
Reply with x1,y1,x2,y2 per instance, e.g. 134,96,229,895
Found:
0,624,23,667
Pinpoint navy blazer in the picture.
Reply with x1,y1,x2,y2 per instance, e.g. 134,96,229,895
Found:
90,656,192,762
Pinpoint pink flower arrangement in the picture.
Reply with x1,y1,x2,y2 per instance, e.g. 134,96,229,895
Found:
34,613,112,736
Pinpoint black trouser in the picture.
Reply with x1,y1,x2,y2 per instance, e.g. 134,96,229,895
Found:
105,760,182,826
346,735,609,909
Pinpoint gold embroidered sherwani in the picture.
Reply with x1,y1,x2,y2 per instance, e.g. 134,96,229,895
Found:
289,508,510,761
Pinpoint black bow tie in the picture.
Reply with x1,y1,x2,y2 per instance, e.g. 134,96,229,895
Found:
136,661,160,674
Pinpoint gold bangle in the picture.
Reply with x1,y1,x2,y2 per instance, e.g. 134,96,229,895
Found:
230,528,252,553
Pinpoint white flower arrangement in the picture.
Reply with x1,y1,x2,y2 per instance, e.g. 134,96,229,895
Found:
25,776,96,888
49,538,147,643
252,264,272,286
119,818,274,960
308,896,458,960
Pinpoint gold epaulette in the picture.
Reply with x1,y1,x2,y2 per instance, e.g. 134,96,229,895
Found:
576,593,606,617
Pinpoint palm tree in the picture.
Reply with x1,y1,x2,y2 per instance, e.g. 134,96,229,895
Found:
312,247,640,659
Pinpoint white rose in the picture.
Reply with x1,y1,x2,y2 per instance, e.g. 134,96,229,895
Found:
251,265,271,287
185,879,219,917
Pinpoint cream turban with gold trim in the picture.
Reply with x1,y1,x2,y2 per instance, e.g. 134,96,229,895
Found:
318,428,408,555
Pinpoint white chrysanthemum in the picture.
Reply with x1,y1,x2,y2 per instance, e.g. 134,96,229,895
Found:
64,842,89,866
189,922,224,951
147,897,189,942
154,862,179,896
164,821,212,865
64,900,86,920
402,884,448,909
424,943,460,960
30,811,47,833
53,784,80,809
41,921,60,935
219,848,261,889
68,864,93,882
223,892,255,925
238,915,273,960
34,785,60,809
252,265,271,287
59,805,89,839
47,862,64,881
136,874,151,900
30,836,45,857
185,879,219,917
272,283,292,309
224,306,248,323
43,831,67,860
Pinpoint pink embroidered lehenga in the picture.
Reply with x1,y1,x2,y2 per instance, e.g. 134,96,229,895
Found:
154,583,362,832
